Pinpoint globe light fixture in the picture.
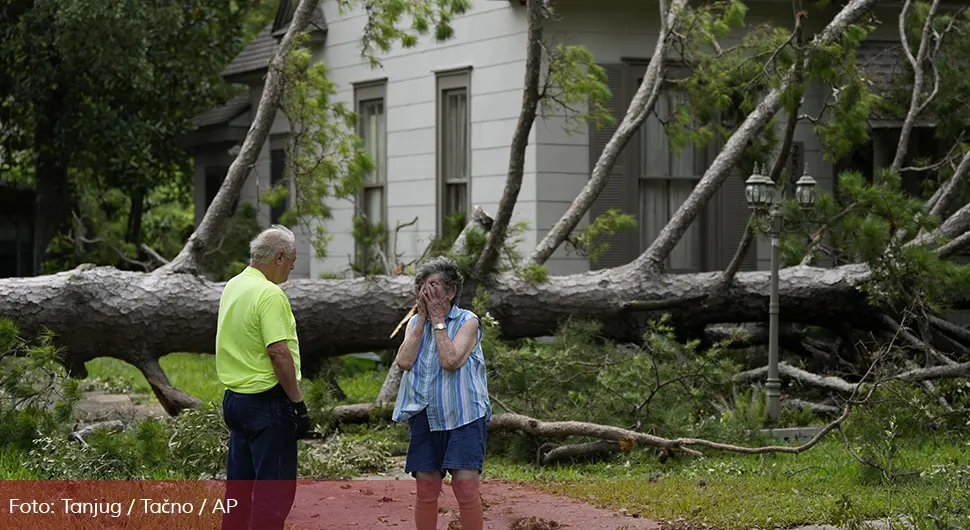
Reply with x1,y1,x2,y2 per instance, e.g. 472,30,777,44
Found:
795,162,818,209
745,163,775,211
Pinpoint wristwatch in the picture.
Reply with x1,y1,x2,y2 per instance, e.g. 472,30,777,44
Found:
433,322,446,331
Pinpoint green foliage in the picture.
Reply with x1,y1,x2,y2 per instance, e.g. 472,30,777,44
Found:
351,215,388,277
1,0,258,269
43,179,196,273
520,263,549,283
486,316,744,450
336,0,472,67
165,404,229,479
567,209,637,265
0,320,230,480
783,169,970,312
671,1,787,171
279,34,373,261
0,321,81,450
541,44,614,134
815,78,880,162
424,212,537,280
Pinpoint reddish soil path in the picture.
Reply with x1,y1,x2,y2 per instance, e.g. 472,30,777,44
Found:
287,480,661,530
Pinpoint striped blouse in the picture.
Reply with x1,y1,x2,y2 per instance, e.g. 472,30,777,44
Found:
392,305,492,431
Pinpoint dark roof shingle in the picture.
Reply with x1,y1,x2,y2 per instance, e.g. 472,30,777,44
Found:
856,40,935,126
222,26,276,80
192,92,251,129
221,3,328,81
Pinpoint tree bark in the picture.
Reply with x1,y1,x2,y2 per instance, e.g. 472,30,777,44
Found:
473,0,544,277
890,0,942,174
159,0,321,275
0,261,890,414
526,0,688,267
125,186,146,248
33,86,72,273
929,149,970,220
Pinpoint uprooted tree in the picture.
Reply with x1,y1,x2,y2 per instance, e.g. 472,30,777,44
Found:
2,0,970,457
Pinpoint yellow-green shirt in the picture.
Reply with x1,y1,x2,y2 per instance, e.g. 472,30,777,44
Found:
216,266,301,393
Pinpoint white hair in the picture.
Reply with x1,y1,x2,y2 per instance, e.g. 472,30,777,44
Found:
249,225,297,264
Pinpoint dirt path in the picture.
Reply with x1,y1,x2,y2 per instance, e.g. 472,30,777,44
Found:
286,479,662,530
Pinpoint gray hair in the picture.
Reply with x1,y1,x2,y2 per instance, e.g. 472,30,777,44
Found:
415,256,464,307
249,225,297,264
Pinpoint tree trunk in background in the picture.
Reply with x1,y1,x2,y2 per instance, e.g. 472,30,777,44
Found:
32,88,72,274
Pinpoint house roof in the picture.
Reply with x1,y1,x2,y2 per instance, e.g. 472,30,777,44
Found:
192,92,251,129
857,40,905,96
856,40,935,127
222,26,277,81
222,2,328,81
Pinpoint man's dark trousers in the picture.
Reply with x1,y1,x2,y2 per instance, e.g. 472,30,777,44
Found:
221,384,299,530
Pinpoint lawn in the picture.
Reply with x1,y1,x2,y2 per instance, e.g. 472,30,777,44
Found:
80,354,968,529
484,439,968,529
83,352,387,405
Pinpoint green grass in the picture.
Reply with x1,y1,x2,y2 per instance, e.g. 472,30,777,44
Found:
84,353,226,403
0,447,43,479
83,353,387,405
483,436,969,529
336,369,385,403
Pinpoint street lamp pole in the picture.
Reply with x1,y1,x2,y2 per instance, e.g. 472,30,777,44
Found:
766,202,782,422
745,161,817,424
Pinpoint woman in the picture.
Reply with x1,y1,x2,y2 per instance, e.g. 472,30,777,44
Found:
392,256,492,530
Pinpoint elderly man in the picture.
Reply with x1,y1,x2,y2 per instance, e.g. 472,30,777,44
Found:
216,225,310,530
393,256,492,530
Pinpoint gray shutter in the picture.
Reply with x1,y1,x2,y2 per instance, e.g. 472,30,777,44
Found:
704,130,755,272
588,64,636,270
711,170,756,271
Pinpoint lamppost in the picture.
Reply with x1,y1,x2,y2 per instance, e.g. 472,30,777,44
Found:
744,161,818,422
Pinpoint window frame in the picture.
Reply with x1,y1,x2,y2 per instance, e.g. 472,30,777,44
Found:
269,135,290,225
353,80,388,267
435,67,472,236
630,62,708,273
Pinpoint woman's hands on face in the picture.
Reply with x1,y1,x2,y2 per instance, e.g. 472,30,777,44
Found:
415,284,429,318
421,283,451,323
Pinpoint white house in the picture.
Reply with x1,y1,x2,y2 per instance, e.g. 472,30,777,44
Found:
184,0,925,280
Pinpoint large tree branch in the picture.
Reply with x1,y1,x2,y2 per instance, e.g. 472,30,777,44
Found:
637,0,877,272
890,0,942,174
158,0,321,275
333,406,853,458
472,0,545,277
929,149,970,220
526,0,689,267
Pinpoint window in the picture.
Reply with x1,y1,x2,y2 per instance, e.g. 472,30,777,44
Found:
269,145,289,224
437,69,471,231
638,81,703,272
354,81,387,263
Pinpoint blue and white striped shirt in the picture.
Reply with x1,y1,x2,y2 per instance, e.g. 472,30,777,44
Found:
392,305,492,431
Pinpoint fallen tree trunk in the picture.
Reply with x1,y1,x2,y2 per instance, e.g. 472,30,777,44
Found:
9,254,970,415
0,262,883,414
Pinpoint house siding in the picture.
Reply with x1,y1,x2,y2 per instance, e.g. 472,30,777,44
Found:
204,0,912,279
535,0,866,275
305,0,533,278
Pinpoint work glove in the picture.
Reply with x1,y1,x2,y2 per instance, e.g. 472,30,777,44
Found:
292,400,311,439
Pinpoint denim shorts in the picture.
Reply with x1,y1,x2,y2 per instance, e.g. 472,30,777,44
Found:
405,409,487,478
